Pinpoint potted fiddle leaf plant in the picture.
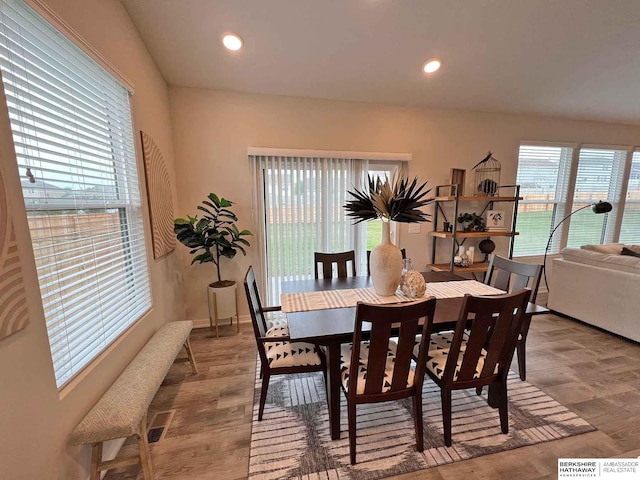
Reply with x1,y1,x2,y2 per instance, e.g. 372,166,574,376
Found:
174,193,252,334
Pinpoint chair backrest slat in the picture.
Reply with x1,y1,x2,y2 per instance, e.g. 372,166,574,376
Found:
350,298,437,398
363,321,394,394
444,290,530,384
243,267,272,370
314,251,356,279
390,320,420,391
484,255,543,303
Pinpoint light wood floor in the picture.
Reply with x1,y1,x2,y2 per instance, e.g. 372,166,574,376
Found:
105,313,640,480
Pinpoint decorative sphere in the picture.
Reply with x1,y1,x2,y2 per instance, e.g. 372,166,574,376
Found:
400,270,427,298
478,238,496,254
477,179,498,196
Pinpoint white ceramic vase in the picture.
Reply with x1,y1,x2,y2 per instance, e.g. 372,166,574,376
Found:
369,221,403,296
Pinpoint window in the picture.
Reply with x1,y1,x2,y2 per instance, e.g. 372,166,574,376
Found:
619,150,640,244
250,153,400,304
0,0,150,388
567,147,627,247
514,142,637,257
513,144,573,256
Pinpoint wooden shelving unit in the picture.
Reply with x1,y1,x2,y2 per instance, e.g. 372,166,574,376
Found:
428,262,492,273
427,184,522,273
430,231,518,239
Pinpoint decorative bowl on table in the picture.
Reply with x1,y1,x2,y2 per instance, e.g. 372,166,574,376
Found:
399,270,427,298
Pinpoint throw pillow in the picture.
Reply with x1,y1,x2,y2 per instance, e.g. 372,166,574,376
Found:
625,245,640,254
621,247,640,258
581,243,624,254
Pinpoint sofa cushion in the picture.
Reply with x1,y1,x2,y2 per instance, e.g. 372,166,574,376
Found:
580,243,624,254
561,248,640,274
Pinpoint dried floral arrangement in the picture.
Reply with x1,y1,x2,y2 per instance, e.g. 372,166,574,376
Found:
344,172,434,223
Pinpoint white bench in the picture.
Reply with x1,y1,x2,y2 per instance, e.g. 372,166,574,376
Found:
69,321,198,480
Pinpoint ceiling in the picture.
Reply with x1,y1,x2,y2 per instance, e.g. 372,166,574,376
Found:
122,0,640,125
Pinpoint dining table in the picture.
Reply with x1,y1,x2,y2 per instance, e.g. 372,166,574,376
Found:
280,271,548,440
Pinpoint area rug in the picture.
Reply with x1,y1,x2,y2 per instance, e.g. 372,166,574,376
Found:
248,367,595,479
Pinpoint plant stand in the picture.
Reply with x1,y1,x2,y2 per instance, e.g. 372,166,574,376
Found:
207,283,239,337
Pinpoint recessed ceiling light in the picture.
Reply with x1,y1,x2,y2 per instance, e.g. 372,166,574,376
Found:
423,58,442,74
222,33,243,51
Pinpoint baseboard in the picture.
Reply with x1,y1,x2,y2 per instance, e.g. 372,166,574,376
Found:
192,314,251,330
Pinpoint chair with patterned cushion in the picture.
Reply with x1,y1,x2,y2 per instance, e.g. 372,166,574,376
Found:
341,297,437,464
244,266,326,420
419,289,530,446
314,250,356,279
483,254,542,380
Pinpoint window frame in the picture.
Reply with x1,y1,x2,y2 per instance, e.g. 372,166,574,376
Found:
514,141,638,258
0,0,151,389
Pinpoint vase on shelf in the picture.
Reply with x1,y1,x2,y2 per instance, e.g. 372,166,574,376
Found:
479,238,496,262
454,245,471,268
369,221,403,296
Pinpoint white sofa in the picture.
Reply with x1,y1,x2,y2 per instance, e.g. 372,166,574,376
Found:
547,244,640,343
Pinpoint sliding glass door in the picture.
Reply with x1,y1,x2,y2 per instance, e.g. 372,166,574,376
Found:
251,155,399,304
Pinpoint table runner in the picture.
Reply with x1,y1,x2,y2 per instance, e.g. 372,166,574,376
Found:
281,280,505,313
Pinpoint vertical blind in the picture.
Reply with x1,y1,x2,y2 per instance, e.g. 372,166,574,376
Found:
619,150,640,244
513,144,573,256
0,0,151,387
251,155,360,304
566,148,627,247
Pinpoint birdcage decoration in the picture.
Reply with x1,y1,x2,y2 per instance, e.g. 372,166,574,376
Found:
472,151,501,196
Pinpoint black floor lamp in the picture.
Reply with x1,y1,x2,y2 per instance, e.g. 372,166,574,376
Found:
543,200,613,290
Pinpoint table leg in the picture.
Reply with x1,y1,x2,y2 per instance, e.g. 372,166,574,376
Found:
325,340,342,440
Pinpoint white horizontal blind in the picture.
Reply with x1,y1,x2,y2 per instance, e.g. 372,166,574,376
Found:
0,0,150,387
567,148,626,247
619,150,640,244
513,144,573,256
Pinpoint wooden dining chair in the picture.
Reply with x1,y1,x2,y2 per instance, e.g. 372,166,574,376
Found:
314,250,356,279
243,266,326,420
483,255,542,380
366,248,406,275
419,289,530,446
341,297,437,464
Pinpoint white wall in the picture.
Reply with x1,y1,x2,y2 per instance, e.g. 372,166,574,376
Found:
169,87,640,320
0,1,183,478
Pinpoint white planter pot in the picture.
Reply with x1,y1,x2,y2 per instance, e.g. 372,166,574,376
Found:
207,282,238,337
369,221,403,296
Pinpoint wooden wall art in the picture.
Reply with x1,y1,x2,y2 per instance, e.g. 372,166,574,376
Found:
0,169,29,340
450,168,466,196
140,131,176,259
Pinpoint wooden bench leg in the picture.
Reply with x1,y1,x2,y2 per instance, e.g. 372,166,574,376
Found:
137,417,154,480
90,442,102,480
183,338,198,374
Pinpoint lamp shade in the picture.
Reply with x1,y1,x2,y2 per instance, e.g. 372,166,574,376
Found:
592,201,613,214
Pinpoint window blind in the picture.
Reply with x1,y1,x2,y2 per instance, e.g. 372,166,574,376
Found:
513,144,573,256
619,151,640,244
0,0,151,388
567,148,626,247
252,155,359,304
250,155,401,305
